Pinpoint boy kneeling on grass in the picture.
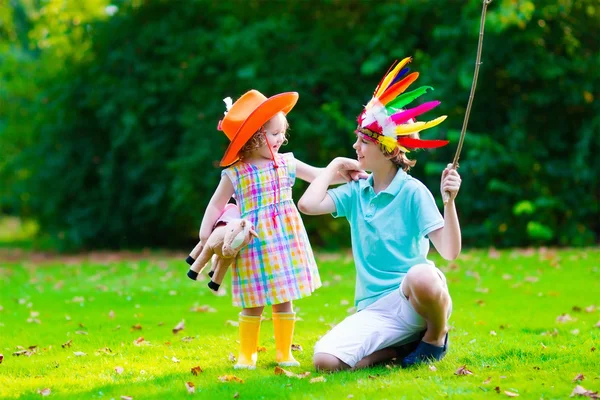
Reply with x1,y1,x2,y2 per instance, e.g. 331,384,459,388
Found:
298,57,462,371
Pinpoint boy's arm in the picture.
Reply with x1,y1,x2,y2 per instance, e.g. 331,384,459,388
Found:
428,165,462,260
298,157,360,215
198,175,235,243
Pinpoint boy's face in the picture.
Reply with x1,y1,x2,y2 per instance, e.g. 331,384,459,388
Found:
353,131,388,171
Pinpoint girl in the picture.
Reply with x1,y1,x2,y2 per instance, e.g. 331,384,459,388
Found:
195,90,364,370
298,57,462,370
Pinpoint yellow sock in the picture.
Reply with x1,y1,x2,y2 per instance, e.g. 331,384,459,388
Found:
273,312,300,367
234,313,261,370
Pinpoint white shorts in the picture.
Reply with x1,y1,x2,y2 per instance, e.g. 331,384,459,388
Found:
314,265,451,368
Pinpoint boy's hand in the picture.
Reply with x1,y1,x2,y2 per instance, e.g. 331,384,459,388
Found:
441,163,462,201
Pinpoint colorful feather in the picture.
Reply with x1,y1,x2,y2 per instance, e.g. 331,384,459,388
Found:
395,115,447,136
389,67,410,86
379,73,420,106
398,137,449,149
390,101,440,125
374,57,412,98
385,86,433,111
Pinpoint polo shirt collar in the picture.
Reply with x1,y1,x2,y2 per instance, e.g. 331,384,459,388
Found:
361,168,408,196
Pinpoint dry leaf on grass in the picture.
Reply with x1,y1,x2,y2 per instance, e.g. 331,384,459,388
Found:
228,353,236,363
291,344,303,352
61,340,72,349
218,375,244,383
455,365,473,376
131,324,142,331
173,320,185,334
37,388,51,396
120,396,133,400
185,382,195,394
115,366,124,374
505,391,519,397
573,374,585,382
190,305,217,313
95,347,113,355
73,351,87,357
75,330,88,335
310,376,326,383
570,385,599,398
557,314,576,323
191,366,203,376
490,330,497,336
0,354,3,364
171,356,180,363
274,366,311,379
182,336,195,342
428,365,437,371
483,377,491,384
133,337,150,346
257,346,267,353
585,305,596,313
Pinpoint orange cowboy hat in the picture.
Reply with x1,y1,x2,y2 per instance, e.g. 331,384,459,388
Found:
218,90,299,167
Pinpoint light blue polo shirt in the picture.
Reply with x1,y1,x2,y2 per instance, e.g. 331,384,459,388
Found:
327,168,444,311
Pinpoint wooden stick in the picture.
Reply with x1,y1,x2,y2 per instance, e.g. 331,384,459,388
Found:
444,0,493,205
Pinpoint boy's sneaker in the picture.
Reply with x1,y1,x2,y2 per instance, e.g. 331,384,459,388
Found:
401,332,448,368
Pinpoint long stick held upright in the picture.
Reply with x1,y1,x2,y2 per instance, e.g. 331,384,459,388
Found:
443,0,492,205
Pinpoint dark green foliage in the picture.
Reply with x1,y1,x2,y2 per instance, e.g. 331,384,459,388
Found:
1,0,598,250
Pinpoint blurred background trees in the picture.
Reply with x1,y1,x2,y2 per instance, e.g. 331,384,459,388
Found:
1,0,598,251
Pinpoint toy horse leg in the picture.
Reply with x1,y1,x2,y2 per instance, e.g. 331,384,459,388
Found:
186,241,204,266
208,258,232,292
187,246,214,281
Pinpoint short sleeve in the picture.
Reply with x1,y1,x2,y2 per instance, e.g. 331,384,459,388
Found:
411,182,444,238
282,152,296,186
327,181,356,219
221,167,236,187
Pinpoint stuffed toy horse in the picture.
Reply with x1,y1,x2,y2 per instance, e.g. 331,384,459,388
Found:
186,218,258,291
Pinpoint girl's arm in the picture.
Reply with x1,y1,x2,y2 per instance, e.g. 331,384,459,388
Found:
428,164,462,260
198,175,235,243
296,159,366,184
298,157,361,215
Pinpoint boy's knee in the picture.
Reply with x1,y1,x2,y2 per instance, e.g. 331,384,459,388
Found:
313,353,348,372
405,265,448,304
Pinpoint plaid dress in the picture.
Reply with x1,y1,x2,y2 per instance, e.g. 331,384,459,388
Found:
222,152,321,308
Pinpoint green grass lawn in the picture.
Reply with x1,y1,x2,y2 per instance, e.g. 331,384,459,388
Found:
1,247,599,399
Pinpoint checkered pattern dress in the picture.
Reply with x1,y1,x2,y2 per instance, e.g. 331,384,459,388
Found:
222,152,321,308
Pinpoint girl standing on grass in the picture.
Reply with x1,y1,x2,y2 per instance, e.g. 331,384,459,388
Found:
191,90,364,370
298,57,462,371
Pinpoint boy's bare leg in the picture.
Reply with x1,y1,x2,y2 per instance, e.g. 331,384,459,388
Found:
403,264,450,346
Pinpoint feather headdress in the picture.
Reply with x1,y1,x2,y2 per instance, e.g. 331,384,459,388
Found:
357,57,448,153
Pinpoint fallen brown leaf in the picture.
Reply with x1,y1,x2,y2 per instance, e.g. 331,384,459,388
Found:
172,320,185,334
556,313,576,323
218,375,244,383
133,337,150,346
257,346,267,353
115,366,124,374
495,387,501,394
185,382,195,394
291,344,303,352
131,323,142,331
572,306,582,312
571,385,599,398
95,347,113,355
182,336,195,342
228,353,237,363
37,388,51,396
483,377,491,384
505,391,519,397
573,374,585,382
429,365,437,371
585,305,596,313
75,330,88,335
233,393,239,398
0,354,3,364
61,340,72,348
120,396,133,400
455,365,473,376
191,366,203,376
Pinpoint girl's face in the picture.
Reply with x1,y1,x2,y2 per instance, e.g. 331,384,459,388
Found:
352,132,388,171
255,113,287,159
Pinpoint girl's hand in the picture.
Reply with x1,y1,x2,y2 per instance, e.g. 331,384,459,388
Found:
332,157,368,181
441,163,462,201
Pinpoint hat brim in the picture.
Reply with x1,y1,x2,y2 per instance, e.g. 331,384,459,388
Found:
220,92,299,167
